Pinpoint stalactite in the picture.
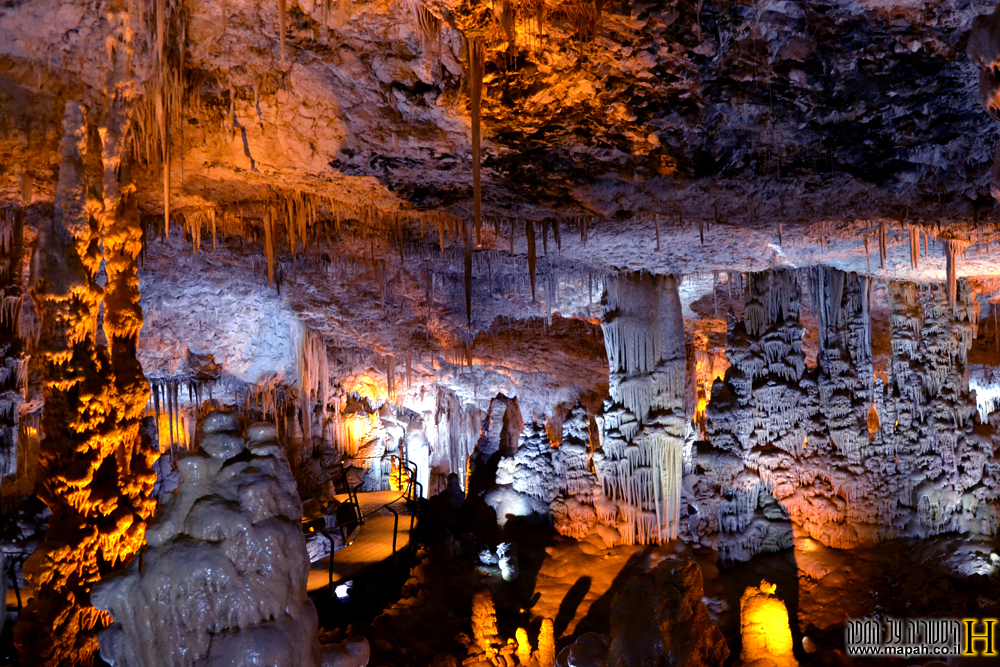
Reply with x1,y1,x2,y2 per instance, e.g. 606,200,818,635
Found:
279,0,287,59
942,237,970,306
596,273,687,544
465,35,485,326
296,322,330,441
909,225,920,270
878,221,887,269
527,219,536,301
265,204,275,286
409,0,441,52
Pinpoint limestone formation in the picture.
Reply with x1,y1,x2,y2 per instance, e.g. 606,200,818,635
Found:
485,420,555,525
739,581,797,667
16,98,156,666
594,272,688,545
91,412,369,667
693,268,999,558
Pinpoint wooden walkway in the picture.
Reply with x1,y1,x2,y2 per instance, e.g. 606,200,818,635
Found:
2,491,414,608
306,489,413,591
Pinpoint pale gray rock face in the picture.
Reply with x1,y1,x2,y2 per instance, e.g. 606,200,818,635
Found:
91,411,369,667
551,403,601,540
485,419,556,525
475,267,999,564
690,267,1000,560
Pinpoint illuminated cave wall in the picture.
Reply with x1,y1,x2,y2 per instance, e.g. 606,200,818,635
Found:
689,267,1000,560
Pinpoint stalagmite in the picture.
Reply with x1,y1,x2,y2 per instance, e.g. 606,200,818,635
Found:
17,100,145,666
740,582,798,667
471,586,500,660
92,414,366,666
515,628,532,665
537,619,556,667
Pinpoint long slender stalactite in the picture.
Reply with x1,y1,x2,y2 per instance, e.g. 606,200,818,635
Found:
464,36,485,326
942,237,970,306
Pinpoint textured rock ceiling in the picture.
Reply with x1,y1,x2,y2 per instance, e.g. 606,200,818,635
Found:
2,0,999,220
4,0,1000,382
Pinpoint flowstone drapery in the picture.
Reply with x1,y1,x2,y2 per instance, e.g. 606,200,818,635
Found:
594,272,688,545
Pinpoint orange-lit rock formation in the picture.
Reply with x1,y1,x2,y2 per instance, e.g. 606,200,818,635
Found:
16,92,155,665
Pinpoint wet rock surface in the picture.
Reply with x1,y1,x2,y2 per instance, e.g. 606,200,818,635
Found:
91,411,369,667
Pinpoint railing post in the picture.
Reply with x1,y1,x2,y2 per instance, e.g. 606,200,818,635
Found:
387,504,399,567
321,530,336,591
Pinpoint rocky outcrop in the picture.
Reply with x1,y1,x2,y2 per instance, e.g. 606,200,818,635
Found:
469,393,522,501
551,403,601,540
556,559,729,667
485,419,555,525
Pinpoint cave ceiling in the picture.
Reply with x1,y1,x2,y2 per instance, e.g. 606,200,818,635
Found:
1,0,998,217
3,0,1000,373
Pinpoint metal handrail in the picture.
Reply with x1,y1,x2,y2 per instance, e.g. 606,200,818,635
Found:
317,456,423,579
352,480,365,526
320,530,336,590
388,454,421,502
386,504,399,566
331,461,365,527
348,453,422,502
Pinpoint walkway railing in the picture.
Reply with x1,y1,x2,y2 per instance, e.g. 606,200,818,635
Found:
310,456,423,593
